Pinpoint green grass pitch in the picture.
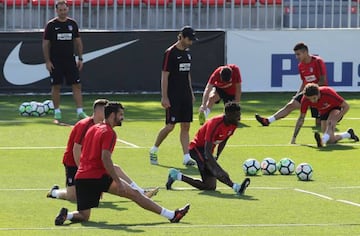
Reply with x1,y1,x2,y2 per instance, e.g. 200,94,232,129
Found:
0,92,359,235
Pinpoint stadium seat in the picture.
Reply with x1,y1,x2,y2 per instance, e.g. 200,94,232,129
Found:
31,0,82,6
172,0,199,6
259,0,282,5
86,0,114,6
201,0,226,6
143,0,170,6
117,0,141,5
229,0,256,6
1,0,28,6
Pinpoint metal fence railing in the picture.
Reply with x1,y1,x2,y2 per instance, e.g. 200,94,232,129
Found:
0,0,359,31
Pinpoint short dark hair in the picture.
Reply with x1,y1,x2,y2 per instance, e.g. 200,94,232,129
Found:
93,99,109,110
104,102,124,119
220,66,232,82
304,83,319,97
293,42,308,52
55,0,68,8
224,102,241,115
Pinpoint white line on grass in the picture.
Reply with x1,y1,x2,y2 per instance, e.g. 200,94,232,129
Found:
116,139,140,148
0,223,359,231
0,146,66,150
294,188,334,200
336,200,360,208
1,143,359,150
1,117,360,123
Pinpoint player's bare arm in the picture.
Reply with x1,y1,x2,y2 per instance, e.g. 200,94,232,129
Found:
336,101,350,121
42,39,54,72
291,113,306,144
161,71,170,108
318,75,326,86
73,143,82,166
200,83,213,112
188,74,195,104
215,138,228,160
101,150,122,185
74,37,83,71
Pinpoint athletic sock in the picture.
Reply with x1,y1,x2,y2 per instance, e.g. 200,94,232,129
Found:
54,108,61,114
322,133,330,144
52,189,61,198
268,116,276,123
205,108,210,118
130,182,144,194
160,208,175,220
183,153,191,163
341,132,351,139
150,146,158,153
177,172,183,181
76,108,83,114
66,212,74,220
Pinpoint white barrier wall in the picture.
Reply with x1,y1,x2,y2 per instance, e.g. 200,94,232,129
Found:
227,30,360,92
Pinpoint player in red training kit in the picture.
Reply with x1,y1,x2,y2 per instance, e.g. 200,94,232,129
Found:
255,42,328,127
291,83,359,147
54,102,189,225
166,102,250,196
47,99,158,201
198,64,242,125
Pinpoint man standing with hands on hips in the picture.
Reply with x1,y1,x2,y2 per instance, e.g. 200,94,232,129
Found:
43,0,87,121
149,26,197,166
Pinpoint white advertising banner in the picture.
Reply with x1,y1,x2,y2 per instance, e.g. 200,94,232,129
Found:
227,30,360,92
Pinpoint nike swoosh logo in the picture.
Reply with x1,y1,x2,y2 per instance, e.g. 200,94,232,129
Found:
3,39,139,85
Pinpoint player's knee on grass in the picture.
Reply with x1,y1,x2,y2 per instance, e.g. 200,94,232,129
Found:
202,179,216,191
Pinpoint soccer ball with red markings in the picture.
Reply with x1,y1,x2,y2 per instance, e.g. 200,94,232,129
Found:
242,158,260,176
261,157,277,175
295,163,313,181
277,158,295,175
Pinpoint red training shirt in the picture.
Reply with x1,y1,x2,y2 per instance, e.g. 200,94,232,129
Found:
298,55,328,86
208,64,242,96
300,87,344,115
75,122,117,179
189,115,237,153
62,117,95,167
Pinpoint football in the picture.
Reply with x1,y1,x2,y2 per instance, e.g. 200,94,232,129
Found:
243,158,260,176
295,163,313,181
277,158,295,175
19,102,32,116
261,157,277,175
30,101,46,117
42,100,55,114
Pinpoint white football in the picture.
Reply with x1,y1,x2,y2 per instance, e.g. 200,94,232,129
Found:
295,163,313,181
277,158,295,175
42,100,54,114
261,157,277,175
243,158,260,176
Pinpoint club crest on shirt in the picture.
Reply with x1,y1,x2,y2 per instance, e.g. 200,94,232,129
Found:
171,116,176,122
68,25,73,31
309,67,313,73
187,53,191,60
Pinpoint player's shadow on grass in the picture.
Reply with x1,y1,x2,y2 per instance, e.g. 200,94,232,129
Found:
99,201,129,211
300,143,356,151
156,164,200,175
198,190,258,200
237,122,251,128
79,221,170,233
